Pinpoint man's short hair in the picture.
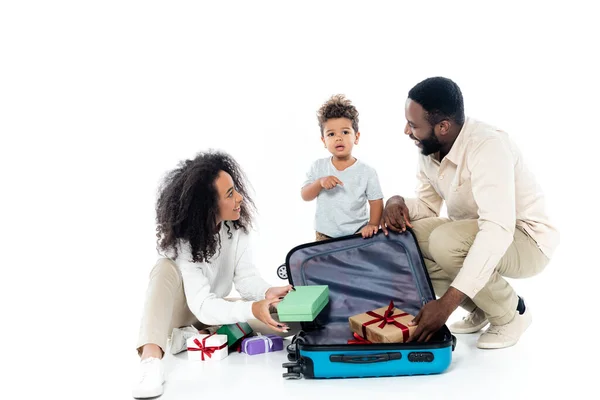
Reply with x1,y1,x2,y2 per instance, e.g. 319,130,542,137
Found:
408,77,465,126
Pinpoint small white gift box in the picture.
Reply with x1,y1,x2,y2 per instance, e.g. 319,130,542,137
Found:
186,333,228,361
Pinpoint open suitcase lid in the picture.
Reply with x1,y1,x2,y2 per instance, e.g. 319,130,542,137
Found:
284,229,435,328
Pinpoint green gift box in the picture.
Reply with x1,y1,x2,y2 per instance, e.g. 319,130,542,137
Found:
276,285,329,322
216,322,253,346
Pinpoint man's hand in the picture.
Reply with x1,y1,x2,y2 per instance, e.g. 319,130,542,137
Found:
408,287,466,342
319,176,343,190
265,284,293,300
360,224,379,238
380,196,412,235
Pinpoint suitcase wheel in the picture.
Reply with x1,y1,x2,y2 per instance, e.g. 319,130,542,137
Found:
286,342,298,361
283,361,303,374
282,362,297,368
282,372,302,380
277,264,288,280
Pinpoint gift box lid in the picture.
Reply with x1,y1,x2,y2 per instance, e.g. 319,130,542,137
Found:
216,322,252,346
186,333,228,347
276,285,329,321
282,229,435,328
241,334,284,354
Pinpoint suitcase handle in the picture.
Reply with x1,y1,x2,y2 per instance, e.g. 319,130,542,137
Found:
329,352,402,364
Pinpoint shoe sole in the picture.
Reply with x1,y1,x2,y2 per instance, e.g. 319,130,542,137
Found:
132,384,164,399
477,338,518,349
450,319,489,334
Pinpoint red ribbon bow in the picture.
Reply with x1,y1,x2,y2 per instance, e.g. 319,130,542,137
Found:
347,332,372,345
361,300,410,342
187,333,227,360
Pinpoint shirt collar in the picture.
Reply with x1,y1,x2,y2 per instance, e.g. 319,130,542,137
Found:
439,117,473,165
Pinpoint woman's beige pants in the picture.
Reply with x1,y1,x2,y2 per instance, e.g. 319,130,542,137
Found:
136,258,299,355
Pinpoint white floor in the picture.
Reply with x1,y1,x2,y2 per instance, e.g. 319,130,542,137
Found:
91,247,595,400
139,308,591,400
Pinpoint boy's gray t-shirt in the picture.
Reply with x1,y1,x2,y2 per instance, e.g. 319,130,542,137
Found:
303,157,383,238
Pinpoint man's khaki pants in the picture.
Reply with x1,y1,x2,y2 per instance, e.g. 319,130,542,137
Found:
411,218,549,325
136,258,298,355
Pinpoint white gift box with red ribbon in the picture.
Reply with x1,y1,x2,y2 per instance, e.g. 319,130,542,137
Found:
186,333,228,361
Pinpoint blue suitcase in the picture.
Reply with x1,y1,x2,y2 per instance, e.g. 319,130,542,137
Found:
279,229,456,379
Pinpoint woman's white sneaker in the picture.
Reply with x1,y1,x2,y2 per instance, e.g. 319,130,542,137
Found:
132,357,164,398
169,326,199,355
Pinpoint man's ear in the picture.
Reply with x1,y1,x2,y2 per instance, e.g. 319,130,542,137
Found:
438,120,451,136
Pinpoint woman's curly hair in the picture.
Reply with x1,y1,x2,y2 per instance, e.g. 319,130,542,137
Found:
155,150,255,263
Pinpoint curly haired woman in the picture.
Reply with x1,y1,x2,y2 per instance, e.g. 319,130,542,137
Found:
133,150,295,398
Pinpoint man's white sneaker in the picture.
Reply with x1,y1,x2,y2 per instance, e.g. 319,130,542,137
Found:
169,326,200,355
450,307,489,334
477,305,532,349
132,357,164,398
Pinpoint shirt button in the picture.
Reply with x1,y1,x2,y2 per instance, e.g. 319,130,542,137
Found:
439,174,444,180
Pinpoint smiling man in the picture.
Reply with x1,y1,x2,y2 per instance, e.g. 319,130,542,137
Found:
381,77,559,349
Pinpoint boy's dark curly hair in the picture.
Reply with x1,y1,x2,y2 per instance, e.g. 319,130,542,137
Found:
317,94,359,136
155,150,255,263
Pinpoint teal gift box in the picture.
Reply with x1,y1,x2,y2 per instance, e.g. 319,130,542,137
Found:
216,322,253,346
276,285,329,322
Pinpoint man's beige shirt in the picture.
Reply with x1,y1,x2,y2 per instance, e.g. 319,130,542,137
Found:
405,117,559,298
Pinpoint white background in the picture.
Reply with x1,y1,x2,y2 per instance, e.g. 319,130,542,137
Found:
1,1,598,399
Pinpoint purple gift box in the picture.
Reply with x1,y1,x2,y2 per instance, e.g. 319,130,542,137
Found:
240,334,284,355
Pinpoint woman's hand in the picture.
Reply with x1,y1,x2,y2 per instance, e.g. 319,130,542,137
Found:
265,284,293,300
252,298,289,333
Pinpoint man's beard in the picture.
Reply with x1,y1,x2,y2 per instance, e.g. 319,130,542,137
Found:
419,127,442,156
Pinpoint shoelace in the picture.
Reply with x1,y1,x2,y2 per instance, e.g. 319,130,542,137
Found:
484,325,504,336
176,327,199,339
484,323,516,337
463,309,482,323
139,359,158,383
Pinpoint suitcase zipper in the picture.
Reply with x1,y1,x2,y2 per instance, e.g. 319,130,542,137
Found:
401,244,428,307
